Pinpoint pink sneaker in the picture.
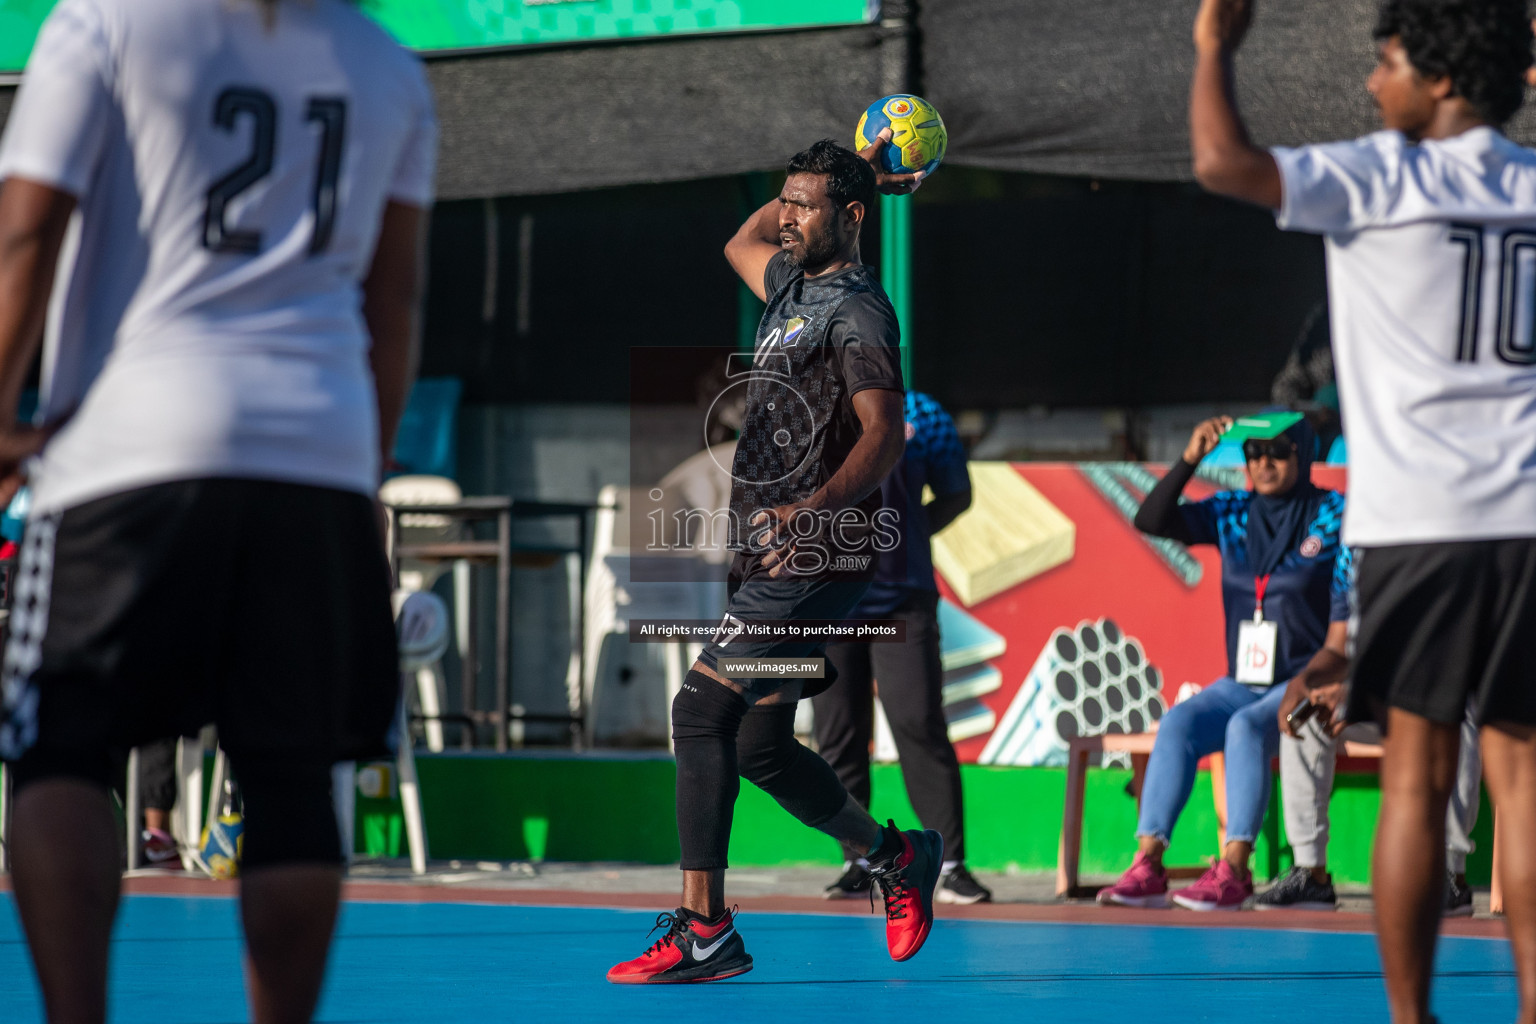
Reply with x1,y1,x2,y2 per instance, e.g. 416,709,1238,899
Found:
1171,860,1253,911
141,827,179,865
1096,852,1169,908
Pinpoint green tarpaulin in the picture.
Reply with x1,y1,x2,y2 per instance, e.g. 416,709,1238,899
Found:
0,0,874,73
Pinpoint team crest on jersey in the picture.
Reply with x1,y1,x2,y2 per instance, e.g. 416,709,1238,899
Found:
1300,535,1324,558
782,317,808,347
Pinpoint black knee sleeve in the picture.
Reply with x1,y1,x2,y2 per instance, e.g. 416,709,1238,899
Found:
672,671,749,871
738,704,849,829
233,757,343,870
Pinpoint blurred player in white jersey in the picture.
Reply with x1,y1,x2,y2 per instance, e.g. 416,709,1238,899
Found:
1188,1,1536,1020
0,0,436,1020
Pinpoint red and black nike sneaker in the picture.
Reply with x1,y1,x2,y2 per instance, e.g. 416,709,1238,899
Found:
606,907,753,984
868,823,944,962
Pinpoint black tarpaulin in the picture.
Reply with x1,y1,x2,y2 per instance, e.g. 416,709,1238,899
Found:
921,0,1536,181
7,2,1536,193
0,23,899,201
424,24,899,199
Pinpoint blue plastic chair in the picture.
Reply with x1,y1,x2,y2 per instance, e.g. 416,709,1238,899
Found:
391,377,463,480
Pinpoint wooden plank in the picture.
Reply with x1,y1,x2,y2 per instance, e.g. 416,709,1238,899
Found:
932,462,1075,607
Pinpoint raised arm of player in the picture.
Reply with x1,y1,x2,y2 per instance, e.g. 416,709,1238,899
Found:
363,201,428,468
0,178,76,504
727,131,927,302
756,387,905,576
1190,0,1283,209
724,197,782,303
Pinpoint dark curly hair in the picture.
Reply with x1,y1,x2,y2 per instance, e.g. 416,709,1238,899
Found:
786,140,877,212
1374,0,1534,124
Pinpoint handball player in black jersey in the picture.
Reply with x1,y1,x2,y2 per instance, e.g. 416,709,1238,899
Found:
608,137,942,984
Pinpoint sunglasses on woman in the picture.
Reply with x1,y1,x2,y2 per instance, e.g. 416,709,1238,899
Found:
1242,438,1297,462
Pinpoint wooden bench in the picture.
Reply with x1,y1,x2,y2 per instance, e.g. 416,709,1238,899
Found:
1057,731,1396,899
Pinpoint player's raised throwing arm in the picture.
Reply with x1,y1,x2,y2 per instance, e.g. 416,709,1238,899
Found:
1190,0,1283,209
724,197,783,303
727,132,925,302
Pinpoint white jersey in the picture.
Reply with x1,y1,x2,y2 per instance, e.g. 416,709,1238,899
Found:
1274,127,1536,547
0,0,437,514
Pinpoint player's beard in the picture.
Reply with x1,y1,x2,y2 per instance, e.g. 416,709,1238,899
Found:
783,222,841,270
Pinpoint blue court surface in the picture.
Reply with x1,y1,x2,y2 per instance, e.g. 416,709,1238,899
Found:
0,894,1518,1022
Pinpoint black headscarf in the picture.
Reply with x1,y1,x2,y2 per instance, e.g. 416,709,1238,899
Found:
1246,412,1322,577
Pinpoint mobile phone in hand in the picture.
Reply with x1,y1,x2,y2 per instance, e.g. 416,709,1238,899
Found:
1286,700,1321,731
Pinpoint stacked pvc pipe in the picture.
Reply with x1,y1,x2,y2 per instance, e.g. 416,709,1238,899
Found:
1078,465,1203,587
979,618,1170,769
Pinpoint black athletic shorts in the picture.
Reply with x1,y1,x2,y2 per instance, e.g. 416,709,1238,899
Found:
0,478,399,788
697,551,872,699
1347,538,1536,728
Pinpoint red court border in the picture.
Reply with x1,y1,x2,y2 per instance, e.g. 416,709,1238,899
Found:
0,875,1505,939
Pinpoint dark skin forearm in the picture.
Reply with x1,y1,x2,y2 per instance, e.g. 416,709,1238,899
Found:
0,180,72,418
1190,0,1282,208
0,178,77,504
724,198,783,304
361,202,427,464
801,388,904,515
1295,645,1351,692
925,486,971,535
756,387,905,575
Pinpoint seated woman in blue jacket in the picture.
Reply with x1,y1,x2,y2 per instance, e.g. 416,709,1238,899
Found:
1097,412,1350,911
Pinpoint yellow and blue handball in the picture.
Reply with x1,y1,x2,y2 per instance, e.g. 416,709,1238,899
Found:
198,813,245,881
854,94,948,176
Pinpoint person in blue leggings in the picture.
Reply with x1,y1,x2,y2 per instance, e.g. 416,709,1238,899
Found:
1097,411,1351,911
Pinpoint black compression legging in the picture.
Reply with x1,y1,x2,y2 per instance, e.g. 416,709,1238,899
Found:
672,672,850,871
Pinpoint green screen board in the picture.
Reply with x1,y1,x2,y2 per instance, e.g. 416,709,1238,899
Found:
1,0,875,73
0,1,54,74
369,0,874,52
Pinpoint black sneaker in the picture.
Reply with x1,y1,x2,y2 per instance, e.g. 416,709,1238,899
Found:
824,861,873,900
936,864,993,905
606,907,753,984
1252,866,1337,911
1444,871,1474,918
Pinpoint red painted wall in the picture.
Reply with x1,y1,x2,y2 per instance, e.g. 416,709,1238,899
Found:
943,463,1347,764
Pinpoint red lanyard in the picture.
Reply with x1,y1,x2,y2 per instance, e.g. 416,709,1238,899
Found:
1253,575,1270,622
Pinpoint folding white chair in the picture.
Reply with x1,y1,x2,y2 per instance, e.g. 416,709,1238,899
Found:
334,698,429,874
124,729,213,873
380,475,465,754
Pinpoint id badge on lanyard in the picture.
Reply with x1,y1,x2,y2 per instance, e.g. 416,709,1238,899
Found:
1236,574,1278,684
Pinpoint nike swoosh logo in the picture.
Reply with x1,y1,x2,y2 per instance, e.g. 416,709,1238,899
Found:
691,928,734,961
